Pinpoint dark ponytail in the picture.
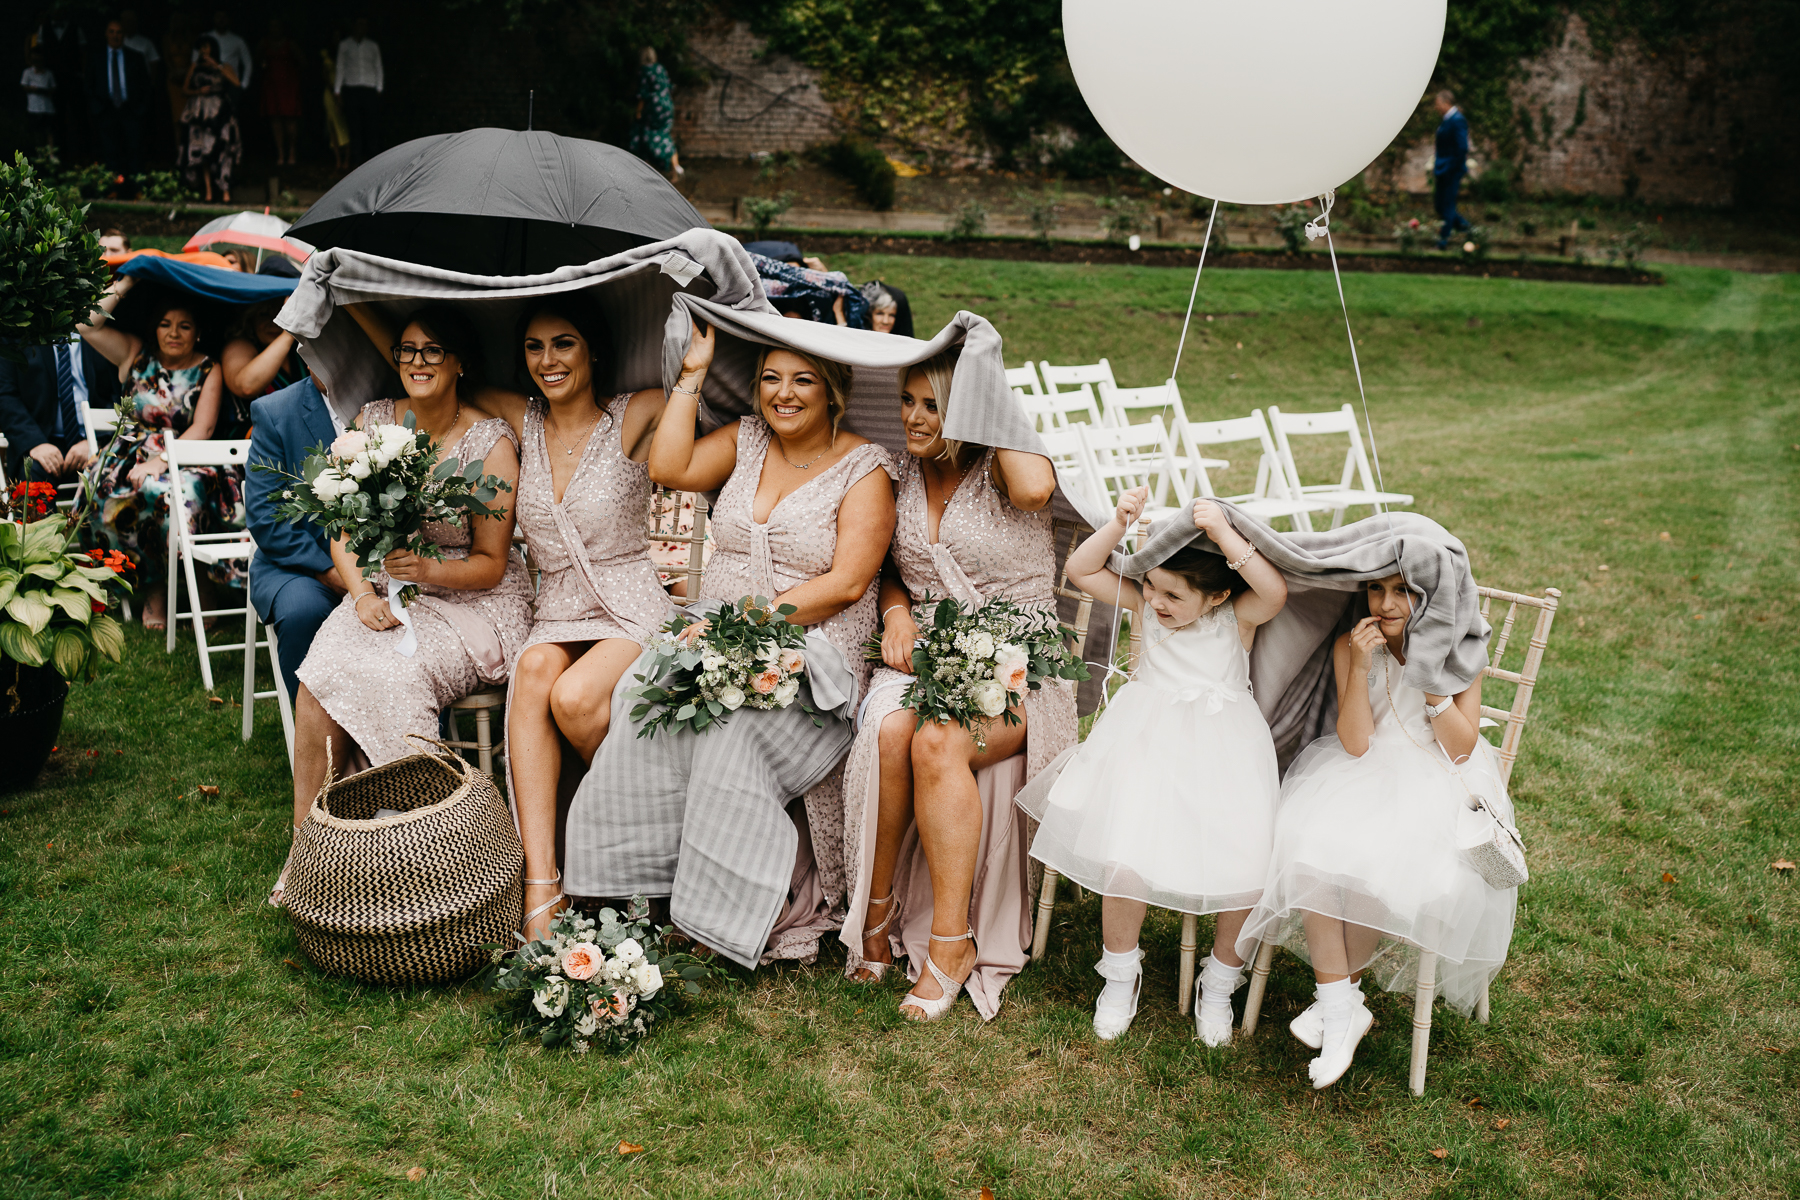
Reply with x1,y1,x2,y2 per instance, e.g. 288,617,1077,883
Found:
1154,546,1249,600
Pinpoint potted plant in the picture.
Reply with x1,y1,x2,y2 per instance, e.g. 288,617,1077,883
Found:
0,483,133,790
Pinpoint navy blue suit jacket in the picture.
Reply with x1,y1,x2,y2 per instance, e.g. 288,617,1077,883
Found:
1434,108,1469,179
0,341,121,477
247,379,336,622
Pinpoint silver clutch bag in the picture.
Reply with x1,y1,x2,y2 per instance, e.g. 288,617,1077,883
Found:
1456,793,1528,890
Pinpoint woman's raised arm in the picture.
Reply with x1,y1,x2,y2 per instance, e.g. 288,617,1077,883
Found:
78,275,140,371
647,320,737,490
769,466,896,627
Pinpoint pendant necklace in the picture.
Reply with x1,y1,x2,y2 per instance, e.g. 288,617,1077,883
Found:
549,404,602,457
781,441,832,470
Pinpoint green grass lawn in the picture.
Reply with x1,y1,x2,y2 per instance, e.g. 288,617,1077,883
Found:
4,260,1797,1199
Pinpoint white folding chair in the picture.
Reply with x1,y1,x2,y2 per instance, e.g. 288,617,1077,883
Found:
1265,404,1415,531
1039,359,1117,397
1076,417,1192,524
1239,584,1562,1095
1005,363,1044,396
163,438,255,691
1018,383,1105,434
1180,411,1335,530
1037,429,1108,519
1099,379,1232,481
241,563,295,768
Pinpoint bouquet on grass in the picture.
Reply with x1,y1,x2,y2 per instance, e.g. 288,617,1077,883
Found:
481,896,722,1054
628,596,821,738
254,413,512,604
865,595,1090,751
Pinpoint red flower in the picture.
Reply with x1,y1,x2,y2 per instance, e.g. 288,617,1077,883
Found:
91,600,106,614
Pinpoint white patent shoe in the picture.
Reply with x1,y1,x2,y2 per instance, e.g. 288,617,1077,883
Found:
1092,949,1144,1041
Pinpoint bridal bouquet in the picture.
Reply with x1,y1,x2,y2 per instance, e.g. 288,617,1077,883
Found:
866,595,1089,751
627,596,821,738
255,413,512,603
482,897,719,1054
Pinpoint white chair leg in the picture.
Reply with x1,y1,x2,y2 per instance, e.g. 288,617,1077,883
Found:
1476,981,1491,1024
1177,913,1198,1016
184,548,214,690
267,624,295,770
1030,868,1059,960
165,516,180,654
1409,950,1439,1097
1241,940,1275,1034
241,600,257,742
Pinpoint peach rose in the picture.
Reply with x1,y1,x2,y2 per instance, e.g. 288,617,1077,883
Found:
778,648,806,674
752,668,782,695
561,942,603,980
329,429,370,459
998,658,1029,693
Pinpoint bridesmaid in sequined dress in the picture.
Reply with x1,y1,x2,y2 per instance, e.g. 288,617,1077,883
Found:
274,307,531,906
839,352,1074,1020
474,296,675,940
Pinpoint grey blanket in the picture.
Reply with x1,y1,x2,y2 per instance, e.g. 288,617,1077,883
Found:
562,603,860,969
277,228,772,427
1113,507,1491,767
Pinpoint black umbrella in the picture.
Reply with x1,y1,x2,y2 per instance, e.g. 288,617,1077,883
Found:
288,128,710,277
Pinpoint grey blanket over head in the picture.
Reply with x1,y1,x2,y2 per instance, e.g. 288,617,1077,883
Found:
563,603,860,970
276,228,770,426
1112,507,1491,767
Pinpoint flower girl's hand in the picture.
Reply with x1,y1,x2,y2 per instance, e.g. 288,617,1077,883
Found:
881,607,920,674
1113,485,1150,529
1192,498,1228,536
382,549,435,585
1347,615,1385,668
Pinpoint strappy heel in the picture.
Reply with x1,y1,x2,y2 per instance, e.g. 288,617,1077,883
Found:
851,892,899,983
520,870,566,944
900,927,975,1022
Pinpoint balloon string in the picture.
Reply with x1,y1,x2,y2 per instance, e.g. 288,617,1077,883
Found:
1317,192,1407,590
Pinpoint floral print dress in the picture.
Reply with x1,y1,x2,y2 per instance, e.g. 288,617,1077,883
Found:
91,354,245,588
628,61,676,171
181,62,241,194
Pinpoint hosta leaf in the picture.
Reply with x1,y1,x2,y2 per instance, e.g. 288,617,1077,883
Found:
5,590,53,634
48,587,92,623
51,627,88,679
0,621,46,666
88,613,125,660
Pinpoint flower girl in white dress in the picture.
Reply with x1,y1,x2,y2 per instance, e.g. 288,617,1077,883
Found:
1236,573,1517,1090
1022,488,1287,1045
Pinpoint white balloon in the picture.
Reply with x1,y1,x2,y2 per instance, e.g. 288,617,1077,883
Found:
1063,0,1446,205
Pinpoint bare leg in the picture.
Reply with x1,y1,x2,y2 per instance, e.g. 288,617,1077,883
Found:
1102,895,1149,954
1302,912,1381,984
508,642,581,939
902,712,1028,1013
1210,908,1250,968
548,638,643,762
276,683,358,905
142,588,167,630
850,709,917,980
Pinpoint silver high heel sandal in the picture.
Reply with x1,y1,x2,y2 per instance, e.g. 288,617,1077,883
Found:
900,927,975,1021
853,892,899,982
520,870,566,944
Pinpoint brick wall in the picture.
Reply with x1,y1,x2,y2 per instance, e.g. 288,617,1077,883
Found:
673,18,840,158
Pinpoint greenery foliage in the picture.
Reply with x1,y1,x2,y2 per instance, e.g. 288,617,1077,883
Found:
740,191,795,239
0,492,131,682
1094,194,1145,243
0,152,109,364
946,200,990,241
812,136,897,211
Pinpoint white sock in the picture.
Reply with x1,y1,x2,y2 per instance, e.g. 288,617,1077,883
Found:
1097,945,1141,1007
1315,977,1356,1047
1198,955,1243,1021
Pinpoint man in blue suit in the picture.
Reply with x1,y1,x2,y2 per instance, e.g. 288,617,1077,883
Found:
0,337,119,482
1433,89,1471,250
246,375,345,699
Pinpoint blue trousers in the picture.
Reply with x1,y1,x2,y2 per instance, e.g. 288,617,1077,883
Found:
1435,173,1470,246
264,574,338,701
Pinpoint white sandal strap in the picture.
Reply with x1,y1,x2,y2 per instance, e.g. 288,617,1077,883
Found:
522,892,567,926
524,872,562,886
864,893,898,939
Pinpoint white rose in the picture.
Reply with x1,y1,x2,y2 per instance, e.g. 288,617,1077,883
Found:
773,678,799,706
614,938,645,965
312,468,353,500
718,686,746,711
574,1010,599,1036
966,631,995,660
531,976,570,1018
601,956,629,983
701,650,725,671
994,641,1024,663
345,455,373,480
971,680,1008,717
632,963,663,997
379,423,415,456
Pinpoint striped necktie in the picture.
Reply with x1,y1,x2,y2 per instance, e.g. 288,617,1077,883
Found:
53,343,83,440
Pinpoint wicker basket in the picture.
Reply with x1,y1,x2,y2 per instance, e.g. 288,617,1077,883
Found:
285,741,524,985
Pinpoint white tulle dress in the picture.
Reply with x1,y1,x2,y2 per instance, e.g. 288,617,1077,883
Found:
1019,601,1280,915
1235,645,1518,1015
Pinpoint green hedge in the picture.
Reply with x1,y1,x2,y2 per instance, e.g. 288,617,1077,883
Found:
814,137,897,211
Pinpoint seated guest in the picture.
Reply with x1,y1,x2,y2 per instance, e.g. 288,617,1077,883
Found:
272,306,532,907
78,273,238,629
753,254,871,329
839,352,1071,1020
0,333,118,483
563,323,896,968
98,229,131,254
222,298,308,403
244,374,345,700
859,281,914,337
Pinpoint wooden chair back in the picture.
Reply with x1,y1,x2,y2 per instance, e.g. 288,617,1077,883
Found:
649,487,709,606
1475,584,1563,787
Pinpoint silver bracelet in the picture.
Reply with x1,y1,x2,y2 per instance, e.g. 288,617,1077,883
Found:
881,603,910,623
353,591,379,610
1226,546,1257,571
671,383,701,396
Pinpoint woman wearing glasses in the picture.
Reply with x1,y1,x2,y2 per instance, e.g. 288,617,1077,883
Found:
272,306,533,908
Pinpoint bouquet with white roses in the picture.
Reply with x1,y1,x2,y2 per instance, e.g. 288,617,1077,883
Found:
481,896,721,1053
865,594,1089,751
627,596,822,738
253,412,512,604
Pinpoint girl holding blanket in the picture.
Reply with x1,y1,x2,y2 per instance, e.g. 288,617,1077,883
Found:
1022,489,1287,1045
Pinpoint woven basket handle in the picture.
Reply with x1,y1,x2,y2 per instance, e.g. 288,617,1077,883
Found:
402,732,473,785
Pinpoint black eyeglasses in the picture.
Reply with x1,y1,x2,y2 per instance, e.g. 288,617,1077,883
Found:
392,344,448,365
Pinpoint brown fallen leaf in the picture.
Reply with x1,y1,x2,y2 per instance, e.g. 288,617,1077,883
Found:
1466,1097,1485,1108
198,785,219,797
617,1141,645,1156
1765,1046,1781,1054
1658,531,1672,541
291,1089,303,1098
1492,1118,1511,1131
1430,1147,1449,1160
282,959,304,971
406,1166,426,1182
1662,872,1677,883
207,695,224,707
1772,859,1796,874
981,1189,997,1200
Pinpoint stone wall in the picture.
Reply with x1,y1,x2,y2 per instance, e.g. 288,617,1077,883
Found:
673,18,841,158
